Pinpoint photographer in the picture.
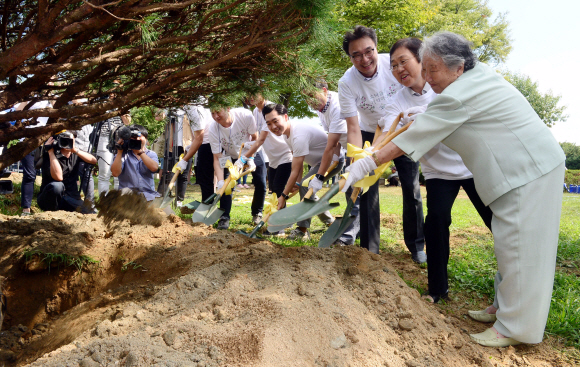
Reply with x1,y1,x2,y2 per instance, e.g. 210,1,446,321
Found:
37,131,97,212
111,125,160,201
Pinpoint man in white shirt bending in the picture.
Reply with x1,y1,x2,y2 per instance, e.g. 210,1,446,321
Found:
242,94,293,229
263,103,343,241
338,25,424,260
303,80,359,246
208,104,264,230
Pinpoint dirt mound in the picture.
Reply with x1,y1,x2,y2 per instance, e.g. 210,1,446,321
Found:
0,212,572,366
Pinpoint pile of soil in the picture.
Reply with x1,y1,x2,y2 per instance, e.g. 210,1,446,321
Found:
0,211,573,366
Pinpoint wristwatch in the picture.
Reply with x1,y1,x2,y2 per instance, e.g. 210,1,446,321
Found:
315,174,325,181
281,193,289,200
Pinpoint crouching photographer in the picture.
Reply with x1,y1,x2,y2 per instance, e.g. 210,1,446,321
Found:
38,130,97,213
111,125,160,201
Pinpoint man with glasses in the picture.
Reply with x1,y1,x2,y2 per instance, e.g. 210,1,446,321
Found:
338,26,425,262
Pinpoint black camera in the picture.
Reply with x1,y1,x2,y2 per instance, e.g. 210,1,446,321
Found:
52,131,74,150
107,125,142,153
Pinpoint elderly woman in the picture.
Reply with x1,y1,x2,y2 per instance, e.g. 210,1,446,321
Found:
383,37,493,304
344,32,565,347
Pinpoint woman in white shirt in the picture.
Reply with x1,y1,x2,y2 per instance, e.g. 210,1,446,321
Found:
385,38,492,303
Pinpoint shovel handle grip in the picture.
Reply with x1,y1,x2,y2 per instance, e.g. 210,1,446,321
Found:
304,187,314,200
167,168,181,191
386,112,404,136
324,161,339,177
350,187,361,203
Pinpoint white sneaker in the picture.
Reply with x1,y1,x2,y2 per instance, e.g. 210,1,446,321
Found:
288,227,311,241
176,201,183,208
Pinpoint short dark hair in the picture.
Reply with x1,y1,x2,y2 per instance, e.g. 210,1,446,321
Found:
262,103,287,119
342,25,377,55
390,38,423,62
132,124,148,138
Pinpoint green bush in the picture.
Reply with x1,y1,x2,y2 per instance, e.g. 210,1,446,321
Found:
565,170,580,185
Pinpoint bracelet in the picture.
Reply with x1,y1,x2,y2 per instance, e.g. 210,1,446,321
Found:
371,152,381,166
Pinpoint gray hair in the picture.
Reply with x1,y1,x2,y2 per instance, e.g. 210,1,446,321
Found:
419,32,477,71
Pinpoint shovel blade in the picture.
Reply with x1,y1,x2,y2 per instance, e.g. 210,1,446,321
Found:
202,205,225,225
318,215,356,248
267,199,318,228
191,203,212,223
150,197,176,215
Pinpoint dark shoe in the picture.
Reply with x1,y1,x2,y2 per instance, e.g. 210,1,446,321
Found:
217,217,230,230
331,239,349,247
421,291,449,304
412,250,427,264
262,229,284,237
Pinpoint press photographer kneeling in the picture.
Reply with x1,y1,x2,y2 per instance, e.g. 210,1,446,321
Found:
110,125,160,201
38,131,97,212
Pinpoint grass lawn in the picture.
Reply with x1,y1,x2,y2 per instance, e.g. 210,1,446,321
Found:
2,174,579,351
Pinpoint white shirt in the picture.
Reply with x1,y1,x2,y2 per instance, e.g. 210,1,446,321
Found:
384,84,473,180
184,105,213,145
284,122,328,167
75,124,95,152
208,108,257,158
316,91,348,148
253,102,292,168
338,53,402,133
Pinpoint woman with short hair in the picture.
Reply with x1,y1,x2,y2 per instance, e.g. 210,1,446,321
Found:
383,37,492,304
344,31,565,347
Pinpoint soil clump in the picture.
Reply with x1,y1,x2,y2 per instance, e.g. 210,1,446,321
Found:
0,211,573,366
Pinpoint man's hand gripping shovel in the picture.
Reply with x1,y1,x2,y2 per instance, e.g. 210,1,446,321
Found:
191,144,254,225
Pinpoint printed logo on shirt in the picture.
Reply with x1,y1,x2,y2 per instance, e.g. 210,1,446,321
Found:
357,83,399,113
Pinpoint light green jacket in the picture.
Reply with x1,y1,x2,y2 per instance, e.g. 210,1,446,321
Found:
393,63,565,206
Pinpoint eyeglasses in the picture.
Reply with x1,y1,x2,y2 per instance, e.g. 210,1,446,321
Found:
350,48,375,62
390,59,409,71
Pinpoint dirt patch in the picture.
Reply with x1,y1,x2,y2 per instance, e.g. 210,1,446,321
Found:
0,211,574,366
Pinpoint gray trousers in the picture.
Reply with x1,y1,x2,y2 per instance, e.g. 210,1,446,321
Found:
489,162,564,343
296,157,344,229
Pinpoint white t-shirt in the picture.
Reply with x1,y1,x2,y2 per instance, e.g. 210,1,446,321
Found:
284,122,328,167
208,107,257,158
183,105,212,145
316,91,348,148
383,84,472,180
338,53,402,133
253,102,292,168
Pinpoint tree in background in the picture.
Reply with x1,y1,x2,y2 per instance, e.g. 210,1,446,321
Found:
501,71,568,128
560,142,580,170
0,0,332,169
419,0,512,64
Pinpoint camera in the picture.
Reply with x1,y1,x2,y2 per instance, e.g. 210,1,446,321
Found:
107,125,142,153
52,131,74,150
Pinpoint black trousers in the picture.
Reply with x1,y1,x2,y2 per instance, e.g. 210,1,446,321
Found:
424,178,492,296
268,162,292,196
37,182,85,212
20,152,35,209
393,155,425,255
249,150,267,216
359,130,381,254
196,144,215,202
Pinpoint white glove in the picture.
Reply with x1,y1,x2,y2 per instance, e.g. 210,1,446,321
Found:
240,141,255,157
176,159,188,172
342,156,378,193
401,105,428,126
364,146,374,153
234,157,245,171
308,176,323,195
378,115,390,130
332,154,340,162
246,157,256,171
216,180,225,190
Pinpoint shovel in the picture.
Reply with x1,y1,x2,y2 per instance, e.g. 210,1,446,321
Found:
191,144,254,225
265,161,341,232
319,113,405,248
190,166,253,225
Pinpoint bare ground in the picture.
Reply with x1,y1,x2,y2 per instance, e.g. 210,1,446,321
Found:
0,209,575,367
